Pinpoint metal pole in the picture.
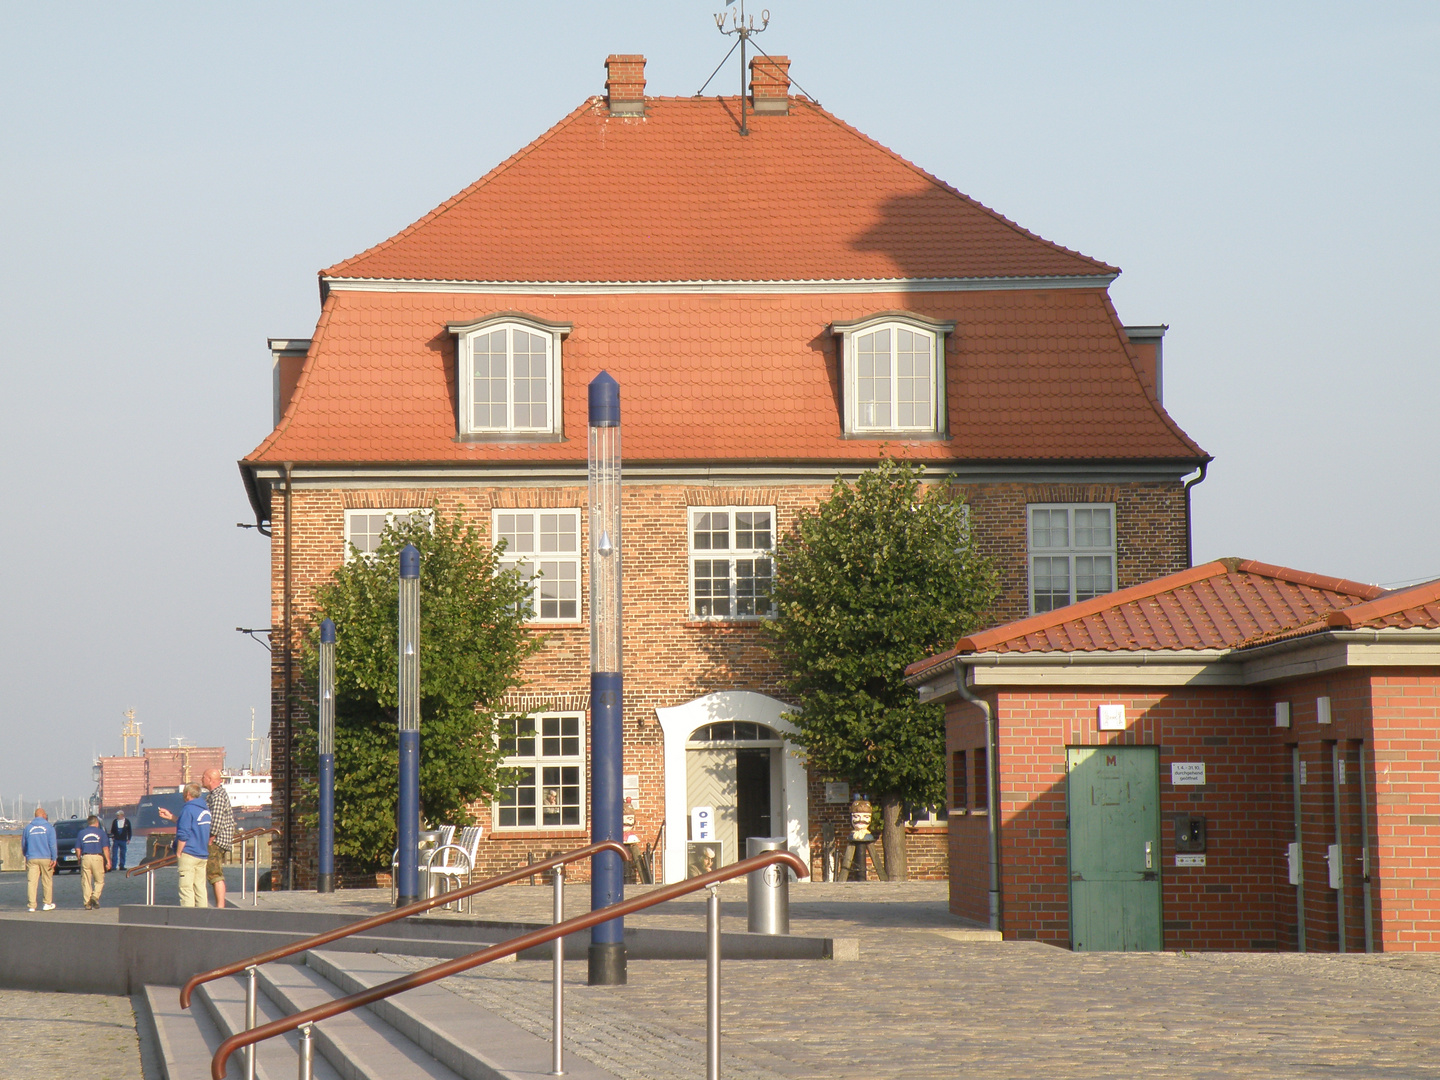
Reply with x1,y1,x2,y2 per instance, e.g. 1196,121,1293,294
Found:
551,865,565,1076
253,837,261,907
240,837,247,903
245,966,258,1080
146,869,153,906
396,545,421,907
587,373,626,985
1332,741,1345,953
1292,745,1306,952
317,619,336,894
1359,741,1374,952
707,884,721,1080
297,1022,313,1080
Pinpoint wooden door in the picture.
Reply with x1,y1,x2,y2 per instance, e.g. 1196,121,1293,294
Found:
687,748,738,867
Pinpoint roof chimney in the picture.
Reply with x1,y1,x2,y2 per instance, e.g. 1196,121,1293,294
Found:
605,54,646,116
749,55,790,114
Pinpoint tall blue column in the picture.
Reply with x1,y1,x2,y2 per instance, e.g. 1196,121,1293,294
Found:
396,544,421,907
317,618,336,893
587,372,626,985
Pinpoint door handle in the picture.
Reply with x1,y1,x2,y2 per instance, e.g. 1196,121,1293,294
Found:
1144,841,1153,869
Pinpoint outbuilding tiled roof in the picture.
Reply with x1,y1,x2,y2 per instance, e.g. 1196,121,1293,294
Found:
324,96,1116,285
904,559,1439,678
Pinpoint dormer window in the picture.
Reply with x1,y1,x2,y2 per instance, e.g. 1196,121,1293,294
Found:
448,315,571,438
832,313,953,435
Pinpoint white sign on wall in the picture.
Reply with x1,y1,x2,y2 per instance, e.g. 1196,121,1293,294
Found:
1170,762,1206,786
1175,853,1207,867
690,806,715,842
824,782,850,804
1097,704,1127,731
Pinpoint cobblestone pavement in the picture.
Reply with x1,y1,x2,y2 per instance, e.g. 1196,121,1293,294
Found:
0,990,142,1080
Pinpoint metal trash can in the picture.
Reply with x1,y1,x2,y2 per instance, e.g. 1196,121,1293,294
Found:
745,836,791,935
418,829,444,899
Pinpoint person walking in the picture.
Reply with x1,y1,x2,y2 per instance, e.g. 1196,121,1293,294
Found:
173,783,211,908
201,769,235,908
77,815,111,908
23,807,57,912
108,811,132,871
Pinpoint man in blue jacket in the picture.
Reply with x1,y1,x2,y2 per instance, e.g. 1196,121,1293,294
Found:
22,807,57,912
174,782,212,907
77,815,111,909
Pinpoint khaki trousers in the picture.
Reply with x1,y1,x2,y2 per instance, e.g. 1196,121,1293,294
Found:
177,852,208,908
26,858,54,908
80,854,106,906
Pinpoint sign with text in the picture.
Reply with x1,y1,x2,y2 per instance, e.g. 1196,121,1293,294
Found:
1170,762,1206,786
690,805,715,842
1175,853,1206,867
824,782,850,804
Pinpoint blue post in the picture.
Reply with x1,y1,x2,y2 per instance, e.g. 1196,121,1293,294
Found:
396,544,421,906
587,372,626,984
317,618,336,893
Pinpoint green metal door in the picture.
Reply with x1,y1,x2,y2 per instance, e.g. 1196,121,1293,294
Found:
1067,745,1162,951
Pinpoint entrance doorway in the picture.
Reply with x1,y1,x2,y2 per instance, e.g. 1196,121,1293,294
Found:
1067,745,1162,951
685,721,781,870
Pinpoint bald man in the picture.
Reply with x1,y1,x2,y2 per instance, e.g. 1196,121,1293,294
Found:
201,769,236,907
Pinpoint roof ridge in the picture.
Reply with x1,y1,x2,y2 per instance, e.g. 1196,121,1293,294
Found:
795,98,1119,277
323,98,600,278
1326,576,1440,627
1233,559,1384,600
954,560,1231,653
246,293,336,462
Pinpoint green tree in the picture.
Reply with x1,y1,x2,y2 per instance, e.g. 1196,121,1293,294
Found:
298,509,543,869
763,459,998,880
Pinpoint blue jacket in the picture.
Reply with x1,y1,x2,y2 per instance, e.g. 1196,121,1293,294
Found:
22,817,57,860
77,825,108,856
174,798,212,859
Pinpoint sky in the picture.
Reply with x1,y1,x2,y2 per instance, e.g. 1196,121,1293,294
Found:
1,2,1436,803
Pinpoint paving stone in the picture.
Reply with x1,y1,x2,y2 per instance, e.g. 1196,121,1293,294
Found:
0,989,143,1080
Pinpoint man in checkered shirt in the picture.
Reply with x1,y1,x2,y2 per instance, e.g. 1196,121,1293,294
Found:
202,769,236,907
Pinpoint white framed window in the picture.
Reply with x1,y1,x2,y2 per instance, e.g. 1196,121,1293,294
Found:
493,509,581,622
689,507,775,619
448,316,570,436
343,509,432,560
495,713,585,829
832,314,952,434
1028,504,1116,614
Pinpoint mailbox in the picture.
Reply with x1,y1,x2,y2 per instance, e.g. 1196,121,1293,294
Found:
1174,813,1207,853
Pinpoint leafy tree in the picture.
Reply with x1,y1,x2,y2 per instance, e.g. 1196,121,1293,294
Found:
298,509,543,869
763,459,998,880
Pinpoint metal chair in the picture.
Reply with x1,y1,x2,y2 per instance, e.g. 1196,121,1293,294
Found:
423,826,483,912
390,826,455,905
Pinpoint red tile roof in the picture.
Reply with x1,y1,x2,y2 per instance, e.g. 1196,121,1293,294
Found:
245,287,1205,466
324,97,1116,284
905,559,1430,678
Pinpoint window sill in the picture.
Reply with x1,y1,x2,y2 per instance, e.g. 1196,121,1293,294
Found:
524,620,583,629
687,616,771,626
907,821,949,831
840,430,950,442
488,827,589,837
456,431,566,444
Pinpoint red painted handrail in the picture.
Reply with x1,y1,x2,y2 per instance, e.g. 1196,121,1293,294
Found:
181,840,630,1009
211,848,807,1079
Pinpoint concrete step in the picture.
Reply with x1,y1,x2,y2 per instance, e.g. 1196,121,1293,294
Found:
256,961,465,1080
194,973,343,1080
307,949,622,1080
143,983,225,1080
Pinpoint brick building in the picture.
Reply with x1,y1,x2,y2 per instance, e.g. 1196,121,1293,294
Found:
907,560,1440,951
239,55,1207,887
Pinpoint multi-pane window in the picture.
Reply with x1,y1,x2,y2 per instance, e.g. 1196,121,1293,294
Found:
496,714,584,829
494,510,581,622
689,507,775,618
453,319,565,436
343,509,431,559
1028,504,1116,614
973,746,989,813
854,325,935,430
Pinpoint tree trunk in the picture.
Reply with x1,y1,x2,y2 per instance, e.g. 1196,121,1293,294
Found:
880,794,908,881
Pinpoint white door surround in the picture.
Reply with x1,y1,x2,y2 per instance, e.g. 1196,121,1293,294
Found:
655,690,810,885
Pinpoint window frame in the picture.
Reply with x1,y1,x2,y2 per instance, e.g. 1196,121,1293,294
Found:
687,505,777,622
492,508,583,625
493,712,587,832
342,508,433,562
831,313,953,435
1026,502,1117,615
448,315,571,438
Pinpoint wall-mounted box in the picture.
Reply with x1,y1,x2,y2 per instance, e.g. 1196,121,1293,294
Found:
1317,696,1332,725
1275,702,1291,728
1287,842,1302,885
1174,813,1207,852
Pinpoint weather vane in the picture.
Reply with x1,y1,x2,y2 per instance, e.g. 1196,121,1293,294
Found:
713,0,770,135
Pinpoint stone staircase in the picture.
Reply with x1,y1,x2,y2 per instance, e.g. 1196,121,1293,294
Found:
139,949,622,1080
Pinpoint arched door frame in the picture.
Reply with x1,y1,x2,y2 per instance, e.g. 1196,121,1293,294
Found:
655,690,810,885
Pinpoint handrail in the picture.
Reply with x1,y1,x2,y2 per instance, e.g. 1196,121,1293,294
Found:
181,839,630,1009
126,854,177,878
235,826,281,844
237,826,280,905
211,848,807,1079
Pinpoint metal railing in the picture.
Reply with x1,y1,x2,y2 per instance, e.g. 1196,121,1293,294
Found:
209,847,807,1080
236,827,280,905
126,852,178,906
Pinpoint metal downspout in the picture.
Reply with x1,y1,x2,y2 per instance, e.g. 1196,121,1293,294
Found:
282,462,294,891
955,665,1000,932
1182,461,1208,568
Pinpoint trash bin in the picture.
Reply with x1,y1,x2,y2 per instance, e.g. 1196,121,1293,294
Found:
418,829,444,899
745,836,790,935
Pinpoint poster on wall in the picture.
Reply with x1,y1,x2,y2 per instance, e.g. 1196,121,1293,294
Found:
687,840,722,878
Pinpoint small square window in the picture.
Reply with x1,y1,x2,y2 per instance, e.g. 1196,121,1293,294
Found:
494,509,582,623
496,713,585,831
690,507,775,619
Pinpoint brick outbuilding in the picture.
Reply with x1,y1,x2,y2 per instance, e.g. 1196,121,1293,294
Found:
907,560,1440,951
